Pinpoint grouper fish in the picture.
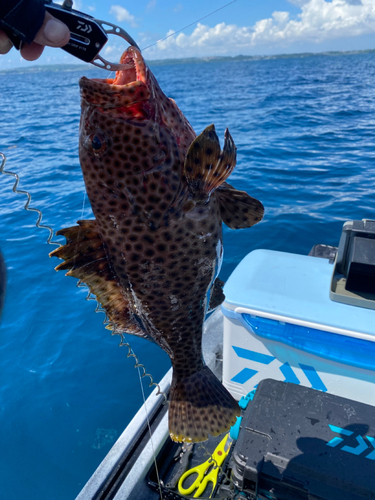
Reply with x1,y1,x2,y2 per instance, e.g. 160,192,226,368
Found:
51,47,264,443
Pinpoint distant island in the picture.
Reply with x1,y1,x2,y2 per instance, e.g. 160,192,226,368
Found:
1,48,375,74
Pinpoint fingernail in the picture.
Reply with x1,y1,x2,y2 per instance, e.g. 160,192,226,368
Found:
0,37,13,55
44,19,69,44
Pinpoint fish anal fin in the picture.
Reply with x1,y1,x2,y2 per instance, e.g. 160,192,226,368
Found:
50,219,149,340
217,182,264,229
208,277,225,311
184,124,236,200
169,366,240,443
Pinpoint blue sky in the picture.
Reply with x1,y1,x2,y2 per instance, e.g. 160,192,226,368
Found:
1,0,375,69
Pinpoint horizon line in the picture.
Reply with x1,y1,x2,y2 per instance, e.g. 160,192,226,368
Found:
1,47,375,74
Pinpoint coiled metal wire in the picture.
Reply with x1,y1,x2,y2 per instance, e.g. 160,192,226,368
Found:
0,151,167,403
0,152,61,247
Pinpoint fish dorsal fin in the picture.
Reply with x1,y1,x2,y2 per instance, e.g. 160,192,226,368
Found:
217,182,264,229
49,220,150,340
184,124,236,200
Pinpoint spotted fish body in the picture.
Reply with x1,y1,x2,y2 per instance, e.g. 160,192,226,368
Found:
51,47,264,443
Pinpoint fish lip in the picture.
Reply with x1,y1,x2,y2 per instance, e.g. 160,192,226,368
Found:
79,47,149,107
109,46,147,86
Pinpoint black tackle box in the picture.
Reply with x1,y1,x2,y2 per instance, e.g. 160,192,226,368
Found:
230,379,375,500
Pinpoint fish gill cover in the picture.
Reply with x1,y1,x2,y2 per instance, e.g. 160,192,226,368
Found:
50,46,264,443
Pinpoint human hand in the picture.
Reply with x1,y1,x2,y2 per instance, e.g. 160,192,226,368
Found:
0,10,70,61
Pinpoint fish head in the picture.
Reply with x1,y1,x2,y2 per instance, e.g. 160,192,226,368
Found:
79,48,196,224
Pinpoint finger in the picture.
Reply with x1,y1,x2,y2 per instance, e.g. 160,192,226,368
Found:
20,42,45,61
0,30,13,54
34,11,70,47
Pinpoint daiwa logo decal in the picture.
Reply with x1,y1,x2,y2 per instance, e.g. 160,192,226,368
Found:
327,425,375,459
231,346,327,392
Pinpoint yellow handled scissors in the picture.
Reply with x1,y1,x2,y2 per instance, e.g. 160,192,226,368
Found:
178,434,231,498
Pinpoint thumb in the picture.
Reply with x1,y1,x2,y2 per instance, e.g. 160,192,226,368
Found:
33,11,70,47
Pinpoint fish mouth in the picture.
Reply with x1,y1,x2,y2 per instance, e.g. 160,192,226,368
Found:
110,47,147,86
79,47,150,109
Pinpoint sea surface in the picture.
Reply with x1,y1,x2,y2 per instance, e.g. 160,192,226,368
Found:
1,52,375,499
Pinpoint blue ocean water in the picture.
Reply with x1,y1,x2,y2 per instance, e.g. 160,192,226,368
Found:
1,52,375,499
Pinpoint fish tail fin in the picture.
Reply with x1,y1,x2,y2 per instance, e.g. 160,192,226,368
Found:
169,366,240,443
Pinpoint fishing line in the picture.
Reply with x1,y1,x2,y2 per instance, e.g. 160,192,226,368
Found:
0,152,167,401
80,191,87,220
141,0,239,51
0,152,61,247
76,275,169,403
112,325,169,405
136,351,164,500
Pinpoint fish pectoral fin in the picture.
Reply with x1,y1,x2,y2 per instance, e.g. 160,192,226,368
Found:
183,124,236,200
49,219,149,340
208,277,225,311
217,182,264,229
169,366,240,443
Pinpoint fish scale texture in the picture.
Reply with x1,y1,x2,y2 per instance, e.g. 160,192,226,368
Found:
52,47,263,442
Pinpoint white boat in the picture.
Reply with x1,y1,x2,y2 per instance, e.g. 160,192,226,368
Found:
76,220,375,500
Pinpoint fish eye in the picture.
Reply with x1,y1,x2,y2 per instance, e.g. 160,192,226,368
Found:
92,136,102,150
87,133,107,157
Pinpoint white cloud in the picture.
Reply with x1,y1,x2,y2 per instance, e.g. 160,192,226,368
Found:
104,45,115,56
146,0,157,13
109,5,138,28
143,0,375,59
